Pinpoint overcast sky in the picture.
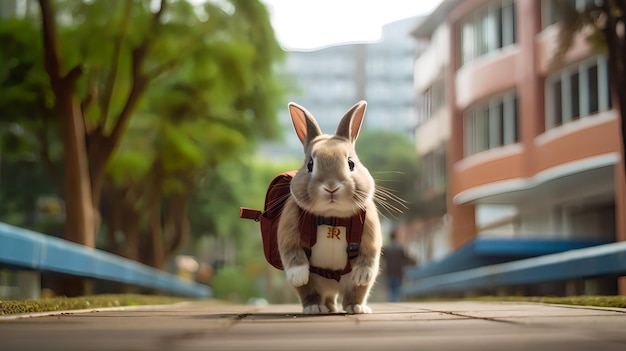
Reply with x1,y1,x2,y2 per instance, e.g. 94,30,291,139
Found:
260,0,442,50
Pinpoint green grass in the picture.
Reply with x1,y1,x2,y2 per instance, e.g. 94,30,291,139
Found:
472,295,626,308
414,295,626,308
3,294,625,316
0,294,195,316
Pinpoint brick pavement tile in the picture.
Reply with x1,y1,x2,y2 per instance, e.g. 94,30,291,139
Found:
232,310,463,323
443,306,626,319
178,318,514,351
3,302,626,351
498,314,626,331
176,318,626,351
397,301,568,311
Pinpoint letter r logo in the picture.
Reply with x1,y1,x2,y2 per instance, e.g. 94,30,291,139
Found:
326,226,341,240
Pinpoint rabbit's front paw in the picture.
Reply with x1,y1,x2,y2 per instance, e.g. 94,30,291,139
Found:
303,304,330,314
345,304,372,314
351,266,375,286
286,264,309,287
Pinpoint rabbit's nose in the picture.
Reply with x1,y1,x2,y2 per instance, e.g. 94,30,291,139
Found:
324,187,340,202
324,187,339,194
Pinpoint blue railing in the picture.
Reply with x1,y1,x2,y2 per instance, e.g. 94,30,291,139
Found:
404,238,610,280
402,240,626,297
0,222,211,298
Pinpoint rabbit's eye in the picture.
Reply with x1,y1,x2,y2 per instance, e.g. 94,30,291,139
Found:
307,157,314,172
348,157,355,171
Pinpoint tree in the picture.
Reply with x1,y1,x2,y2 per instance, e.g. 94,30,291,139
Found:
186,157,300,302
95,0,285,268
39,0,95,247
35,0,284,254
103,106,250,266
0,0,284,295
356,130,423,220
35,1,280,241
0,17,63,231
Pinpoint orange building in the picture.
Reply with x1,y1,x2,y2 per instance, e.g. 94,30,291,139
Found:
411,0,625,295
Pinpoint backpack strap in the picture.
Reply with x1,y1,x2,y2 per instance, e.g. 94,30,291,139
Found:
299,208,317,250
239,207,261,221
299,209,366,282
240,170,298,222
346,211,365,259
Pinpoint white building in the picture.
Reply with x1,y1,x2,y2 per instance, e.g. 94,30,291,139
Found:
260,17,420,160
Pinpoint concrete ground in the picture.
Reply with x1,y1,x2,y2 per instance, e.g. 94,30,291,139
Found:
1,301,626,351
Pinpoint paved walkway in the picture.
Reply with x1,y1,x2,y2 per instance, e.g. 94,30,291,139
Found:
1,301,626,350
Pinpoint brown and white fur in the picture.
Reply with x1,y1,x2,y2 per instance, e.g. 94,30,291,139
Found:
277,101,382,314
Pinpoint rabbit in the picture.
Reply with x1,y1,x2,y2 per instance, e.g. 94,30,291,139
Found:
277,100,382,315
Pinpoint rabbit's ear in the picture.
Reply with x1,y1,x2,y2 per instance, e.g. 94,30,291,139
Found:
289,102,322,148
336,100,367,143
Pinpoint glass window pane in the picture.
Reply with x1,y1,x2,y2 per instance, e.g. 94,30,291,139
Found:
496,6,503,48
464,111,473,156
553,80,563,127
550,1,564,26
479,11,489,55
570,72,580,119
510,1,516,44
502,2,515,45
601,58,613,109
493,101,504,147
587,64,599,114
462,22,475,64
513,95,519,142
480,107,490,151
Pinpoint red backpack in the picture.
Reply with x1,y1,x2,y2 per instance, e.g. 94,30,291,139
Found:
239,171,366,281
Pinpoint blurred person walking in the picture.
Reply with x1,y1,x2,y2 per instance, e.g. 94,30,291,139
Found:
382,227,416,302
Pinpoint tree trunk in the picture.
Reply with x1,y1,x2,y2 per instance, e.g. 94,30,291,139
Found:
105,183,142,260
57,89,95,247
39,0,95,248
148,189,165,269
165,193,190,258
121,211,141,261
39,0,95,296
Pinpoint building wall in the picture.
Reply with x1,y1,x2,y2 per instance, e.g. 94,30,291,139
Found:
413,0,626,272
412,21,453,263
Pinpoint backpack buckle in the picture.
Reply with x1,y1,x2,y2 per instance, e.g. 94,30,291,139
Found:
347,243,360,259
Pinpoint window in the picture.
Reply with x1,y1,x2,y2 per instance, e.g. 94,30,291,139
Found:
461,0,516,65
416,79,446,125
542,0,597,29
464,91,519,156
420,146,447,195
545,56,611,129
366,58,385,77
